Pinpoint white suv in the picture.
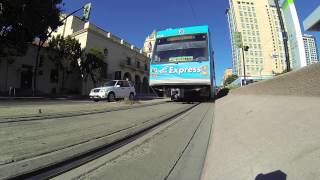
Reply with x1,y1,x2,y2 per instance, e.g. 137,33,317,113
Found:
89,80,136,102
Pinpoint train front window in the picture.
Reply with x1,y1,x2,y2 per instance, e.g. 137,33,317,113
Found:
153,34,208,63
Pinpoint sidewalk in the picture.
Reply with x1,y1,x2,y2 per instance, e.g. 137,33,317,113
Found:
201,94,320,180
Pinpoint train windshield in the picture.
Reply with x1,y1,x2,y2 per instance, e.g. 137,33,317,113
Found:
153,34,208,63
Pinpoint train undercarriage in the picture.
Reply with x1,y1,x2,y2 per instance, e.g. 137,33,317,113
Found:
153,85,212,102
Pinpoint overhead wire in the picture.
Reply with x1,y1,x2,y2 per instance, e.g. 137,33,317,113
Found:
186,0,199,25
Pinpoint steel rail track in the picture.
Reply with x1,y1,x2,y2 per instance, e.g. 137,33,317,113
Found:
5,103,200,180
164,103,211,179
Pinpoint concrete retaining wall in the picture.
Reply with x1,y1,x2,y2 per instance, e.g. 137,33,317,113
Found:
231,63,320,97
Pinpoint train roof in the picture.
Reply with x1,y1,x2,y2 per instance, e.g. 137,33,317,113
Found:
156,26,209,38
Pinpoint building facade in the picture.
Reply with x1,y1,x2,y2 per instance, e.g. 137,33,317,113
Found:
143,31,156,58
223,68,233,85
303,34,319,65
52,15,150,95
0,44,81,95
0,15,151,96
227,0,288,83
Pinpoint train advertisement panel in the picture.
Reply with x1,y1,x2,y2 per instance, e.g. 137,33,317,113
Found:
149,61,211,86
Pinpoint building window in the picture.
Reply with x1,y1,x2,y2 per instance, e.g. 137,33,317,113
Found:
50,69,58,83
39,56,44,67
115,71,121,80
127,57,131,65
103,48,109,57
136,61,140,68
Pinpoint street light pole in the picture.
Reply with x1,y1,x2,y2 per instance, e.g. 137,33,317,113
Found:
241,46,249,86
32,4,91,96
233,32,249,86
241,47,246,86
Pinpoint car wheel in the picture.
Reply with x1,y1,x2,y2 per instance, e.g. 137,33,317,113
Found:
108,92,115,102
129,93,134,100
93,99,99,102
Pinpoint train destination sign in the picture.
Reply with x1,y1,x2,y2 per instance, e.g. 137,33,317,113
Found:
169,56,194,62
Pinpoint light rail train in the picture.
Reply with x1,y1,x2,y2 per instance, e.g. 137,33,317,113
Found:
149,26,216,101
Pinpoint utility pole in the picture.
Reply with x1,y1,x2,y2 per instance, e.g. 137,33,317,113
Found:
32,3,92,96
242,46,249,86
274,0,291,72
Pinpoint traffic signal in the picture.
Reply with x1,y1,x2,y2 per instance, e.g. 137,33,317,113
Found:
233,32,243,48
83,3,92,21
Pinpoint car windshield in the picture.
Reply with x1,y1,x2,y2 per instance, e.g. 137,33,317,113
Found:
103,81,117,87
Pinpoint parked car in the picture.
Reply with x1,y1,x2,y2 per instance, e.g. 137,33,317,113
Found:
89,80,136,102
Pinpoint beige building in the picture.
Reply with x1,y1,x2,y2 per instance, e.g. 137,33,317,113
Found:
0,15,150,96
303,34,319,65
0,44,81,95
223,68,233,85
227,0,288,83
52,15,150,95
143,31,156,58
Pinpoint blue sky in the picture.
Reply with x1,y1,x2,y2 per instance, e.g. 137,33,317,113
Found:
62,0,319,86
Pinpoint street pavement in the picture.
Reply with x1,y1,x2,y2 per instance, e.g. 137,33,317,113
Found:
2,63,319,179
202,63,320,180
0,98,167,118
55,103,214,180
0,102,190,179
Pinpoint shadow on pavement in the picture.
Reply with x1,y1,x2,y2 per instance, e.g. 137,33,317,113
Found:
255,170,287,180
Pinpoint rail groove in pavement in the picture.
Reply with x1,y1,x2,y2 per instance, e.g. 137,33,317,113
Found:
2,103,200,180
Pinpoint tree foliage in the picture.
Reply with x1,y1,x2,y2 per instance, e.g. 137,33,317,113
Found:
274,69,290,76
49,35,82,70
224,74,238,86
0,0,63,56
48,35,82,90
80,48,107,87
